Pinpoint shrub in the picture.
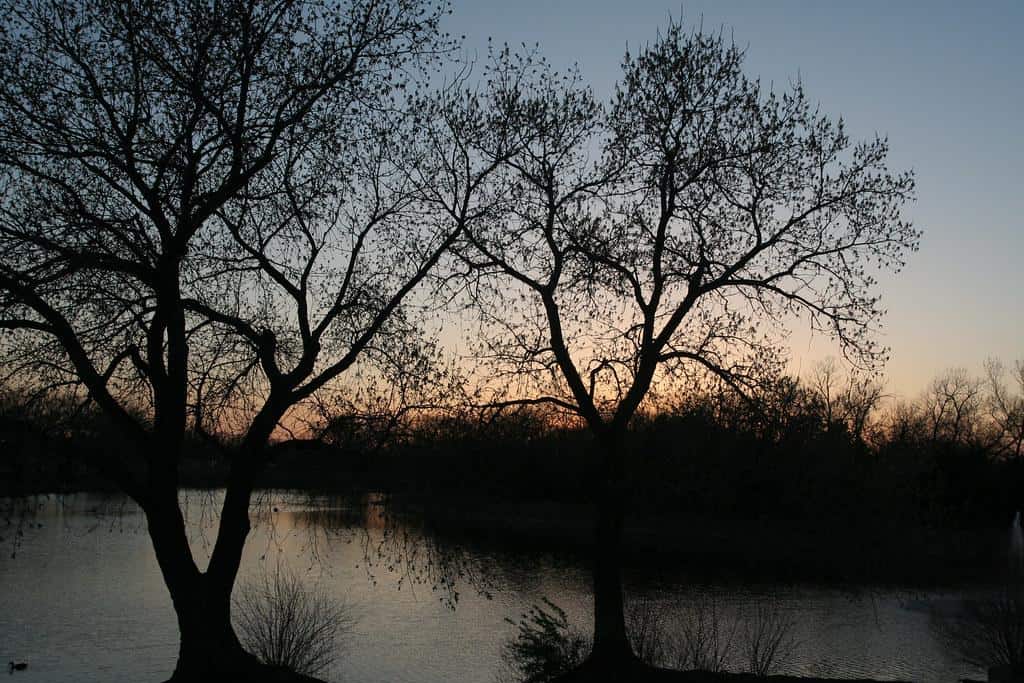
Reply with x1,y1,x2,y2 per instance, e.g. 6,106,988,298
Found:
932,583,1024,669
669,594,737,673
741,596,798,676
499,598,590,683
233,563,357,677
626,595,670,666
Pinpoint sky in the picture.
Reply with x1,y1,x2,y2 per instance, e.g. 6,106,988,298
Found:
440,0,1024,398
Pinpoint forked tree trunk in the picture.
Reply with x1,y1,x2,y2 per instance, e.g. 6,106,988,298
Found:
145,408,291,680
142,476,264,681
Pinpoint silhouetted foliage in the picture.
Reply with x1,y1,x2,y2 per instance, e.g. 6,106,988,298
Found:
500,598,590,683
500,594,803,679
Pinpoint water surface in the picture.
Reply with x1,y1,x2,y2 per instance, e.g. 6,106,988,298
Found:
0,492,989,682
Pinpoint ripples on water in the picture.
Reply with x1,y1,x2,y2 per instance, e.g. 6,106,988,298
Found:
0,492,990,682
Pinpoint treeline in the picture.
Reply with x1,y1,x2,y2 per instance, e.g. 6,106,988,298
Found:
4,360,1023,529
309,360,1024,528
0,396,227,495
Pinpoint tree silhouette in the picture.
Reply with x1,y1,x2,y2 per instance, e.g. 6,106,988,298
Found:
0,0,455,679
984,359,1024,459
441,23,918,675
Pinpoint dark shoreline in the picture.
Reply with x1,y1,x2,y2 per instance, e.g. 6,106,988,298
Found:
403,495,1011,589
5,485,1011,590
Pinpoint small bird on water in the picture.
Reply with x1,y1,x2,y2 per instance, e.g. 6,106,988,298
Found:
8,661,28,673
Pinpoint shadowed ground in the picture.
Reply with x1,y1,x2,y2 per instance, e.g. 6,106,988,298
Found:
552,660,914,683
160,661,326,683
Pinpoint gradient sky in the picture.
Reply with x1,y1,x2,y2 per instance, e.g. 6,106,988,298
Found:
441,0,1024,398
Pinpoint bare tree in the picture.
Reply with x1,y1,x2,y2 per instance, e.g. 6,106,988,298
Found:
931,586,1024,672
441,21,917,673
985,358,1024,459
0,0,457,679
626,596,671,668
923,368,985,448
234,562,358,677
741,596,799,677
809,358,885,446
670,594,738,674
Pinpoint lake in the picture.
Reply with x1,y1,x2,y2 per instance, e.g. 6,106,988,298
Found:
0,491,995,682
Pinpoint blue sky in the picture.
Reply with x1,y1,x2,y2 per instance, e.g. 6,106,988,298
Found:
442,0,1024,396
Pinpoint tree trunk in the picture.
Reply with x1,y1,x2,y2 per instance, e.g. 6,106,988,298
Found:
170,579,259,682
591,491,632,661
588,436,635,665
143,484,260,681
206,461,258,611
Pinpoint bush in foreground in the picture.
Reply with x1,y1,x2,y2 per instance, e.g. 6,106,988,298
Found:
234,563,357,677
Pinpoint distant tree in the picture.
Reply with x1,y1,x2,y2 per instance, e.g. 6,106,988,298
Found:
923,368,985,449
985,358,1024,459
0,0,459,679
809,358,885,447
440,22,917,673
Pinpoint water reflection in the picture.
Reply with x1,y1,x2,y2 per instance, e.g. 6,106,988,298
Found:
0,491,994,682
